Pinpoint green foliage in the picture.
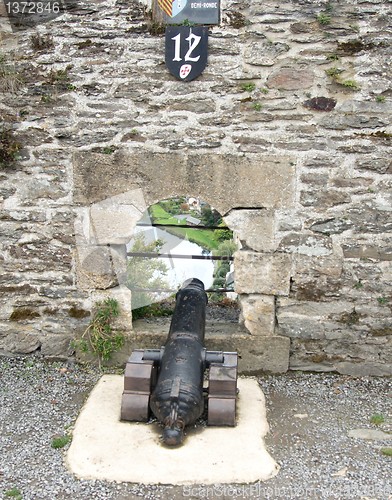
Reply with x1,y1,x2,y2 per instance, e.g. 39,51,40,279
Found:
201,206,222,227
73,298,123,367
132,301,174,320
216,263,230,278
40,94,54,104
341,79,360,90
0,127,21,168
210,239,237,301
376,95,386,103
212,239,237,259
0,53,23,93
381,447,392,457
325,67,343,78
46,66,75,91
158,198,187,216
101,146,116,154
212,276,226,288
370,414,385,425
317,13,331,25
325,67,360,91
148,203,226,251
241,82,256,92
253,102,262,111
148,22,166,36
127,234,169,310
180,19,195,26
4,488,22,500
377,296,388,305
51,434,71,449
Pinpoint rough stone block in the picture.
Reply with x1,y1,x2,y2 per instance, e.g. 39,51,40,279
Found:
76,245,127,290
234,251,292,296
224,209,276,252
238,335,290,374
40,334,73,358
267,67,314,90
278,232,333,257
239,294,275,335
0,328,41,354
89,189,146,245
337,362,392,377
205,334,290,374
293,255,343,277
244,39,289,66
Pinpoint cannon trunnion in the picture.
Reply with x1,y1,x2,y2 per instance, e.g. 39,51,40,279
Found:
121,278,238,446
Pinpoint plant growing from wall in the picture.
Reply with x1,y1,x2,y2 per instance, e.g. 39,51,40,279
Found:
0,53,23,93
317,2,333,26
72,298,123,368
241,82,256,92
317,12,331,25
0,127,21,168
341,79,361,90
31,33,54,51
325,67,361,91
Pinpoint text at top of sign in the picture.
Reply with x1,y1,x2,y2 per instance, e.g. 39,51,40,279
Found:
154,0,220,25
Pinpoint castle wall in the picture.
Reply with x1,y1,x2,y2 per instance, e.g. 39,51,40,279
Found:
0,0,391,374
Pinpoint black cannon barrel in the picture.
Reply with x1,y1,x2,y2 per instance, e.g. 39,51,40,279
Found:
149,278,208,446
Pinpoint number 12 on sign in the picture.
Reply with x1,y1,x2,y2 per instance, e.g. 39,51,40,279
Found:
165,26,209,82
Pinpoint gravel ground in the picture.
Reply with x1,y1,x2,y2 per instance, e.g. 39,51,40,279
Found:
0,356,391,500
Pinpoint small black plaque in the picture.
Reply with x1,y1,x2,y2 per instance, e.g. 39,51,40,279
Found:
165,26,208,82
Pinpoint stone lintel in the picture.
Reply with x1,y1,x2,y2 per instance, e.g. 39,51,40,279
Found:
73,151,295,214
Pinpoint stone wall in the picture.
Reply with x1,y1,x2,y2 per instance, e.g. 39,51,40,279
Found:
0,0,391,375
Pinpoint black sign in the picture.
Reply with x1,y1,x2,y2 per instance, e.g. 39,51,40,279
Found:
165,26,208,82
155,0,220,25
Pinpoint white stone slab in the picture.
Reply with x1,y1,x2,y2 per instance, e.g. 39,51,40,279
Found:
66,376,279,485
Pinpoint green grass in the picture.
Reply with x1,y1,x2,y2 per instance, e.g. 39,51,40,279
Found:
317,13,331,25
381,447,392,457
51,434,71,449
4,489,22,500
241,82,256,92
148,204,226,251
370,414,385,425
341,79,361,91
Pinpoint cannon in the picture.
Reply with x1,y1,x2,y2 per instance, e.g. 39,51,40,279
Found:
121,278,238,446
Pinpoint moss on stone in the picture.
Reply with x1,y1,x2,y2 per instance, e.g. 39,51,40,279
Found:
10,308,40,321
